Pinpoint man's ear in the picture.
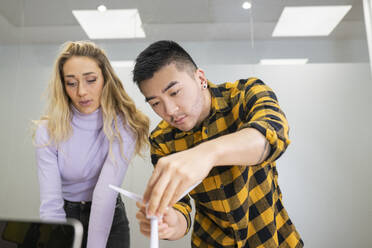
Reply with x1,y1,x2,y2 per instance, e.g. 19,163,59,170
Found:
195,68,207,86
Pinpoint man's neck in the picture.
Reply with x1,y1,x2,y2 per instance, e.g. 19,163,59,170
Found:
198,88,212,125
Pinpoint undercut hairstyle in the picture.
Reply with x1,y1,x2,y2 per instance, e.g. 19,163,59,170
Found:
133,40,198,85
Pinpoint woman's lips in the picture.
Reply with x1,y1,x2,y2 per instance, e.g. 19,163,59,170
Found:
79,100,92,107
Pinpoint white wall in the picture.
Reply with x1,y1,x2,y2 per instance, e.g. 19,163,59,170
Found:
0,44,371,247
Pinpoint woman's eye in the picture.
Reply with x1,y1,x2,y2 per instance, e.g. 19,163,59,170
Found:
151,102,160,107
87,79,96,83
66,82,77,87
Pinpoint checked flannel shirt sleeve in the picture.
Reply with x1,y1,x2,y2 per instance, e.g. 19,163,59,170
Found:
149,136,193,235
237,78,290,163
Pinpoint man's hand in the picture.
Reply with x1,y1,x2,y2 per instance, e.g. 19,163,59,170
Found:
143,143,213,218
136,201,187,240
142,127,270,219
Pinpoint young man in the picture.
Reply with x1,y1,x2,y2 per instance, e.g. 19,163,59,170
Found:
133,40,303,248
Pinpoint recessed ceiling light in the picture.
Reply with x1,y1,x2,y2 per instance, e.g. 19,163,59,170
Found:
111,60,135,68
97,5,107,12
260,59,309,65
242,2,252,10
72,9,146,39
273,5,352,37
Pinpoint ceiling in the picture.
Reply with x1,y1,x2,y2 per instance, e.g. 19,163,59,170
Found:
0,0,366,44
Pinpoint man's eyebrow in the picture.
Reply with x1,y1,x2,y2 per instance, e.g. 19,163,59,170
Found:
145,96,155,102
162,81,178,93
145,81,179,102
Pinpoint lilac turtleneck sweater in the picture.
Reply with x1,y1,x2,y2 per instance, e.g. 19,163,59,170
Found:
34,106,136,248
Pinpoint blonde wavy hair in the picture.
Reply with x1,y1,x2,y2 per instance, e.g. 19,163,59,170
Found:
34,41,149,158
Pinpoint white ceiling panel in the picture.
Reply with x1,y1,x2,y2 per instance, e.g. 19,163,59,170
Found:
0,0,366,46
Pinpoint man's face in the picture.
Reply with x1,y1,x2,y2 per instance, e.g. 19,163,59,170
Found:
140,63,207,131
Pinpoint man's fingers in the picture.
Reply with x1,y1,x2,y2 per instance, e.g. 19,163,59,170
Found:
156,177,181,217
139,222,171,240
146,172,171,217
159,227,174,239
139,224,151,237
136,201,146,210
136,210,147,221
136,202,147,221
143,168,161,203
137,210,152,237
159,229,171,239
158,222,169,237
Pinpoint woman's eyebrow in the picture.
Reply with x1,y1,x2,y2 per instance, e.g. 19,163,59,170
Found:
64,72,97,78
83,72,96,76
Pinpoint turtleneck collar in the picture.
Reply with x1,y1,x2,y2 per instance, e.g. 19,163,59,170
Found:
71,105,103,131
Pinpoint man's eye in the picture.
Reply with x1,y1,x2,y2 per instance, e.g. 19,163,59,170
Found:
170,89,180,96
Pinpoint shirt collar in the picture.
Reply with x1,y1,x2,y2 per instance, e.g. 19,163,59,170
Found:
71,105,103,131
208,81,231,114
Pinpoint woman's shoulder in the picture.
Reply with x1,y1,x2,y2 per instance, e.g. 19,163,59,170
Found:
35,119,48,134
34,120,51,144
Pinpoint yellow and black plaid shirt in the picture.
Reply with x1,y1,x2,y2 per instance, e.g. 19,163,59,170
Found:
150,78,303,248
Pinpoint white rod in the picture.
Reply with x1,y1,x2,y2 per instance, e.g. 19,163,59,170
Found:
109,181,201,248
363,0,372,76
150,217,159,248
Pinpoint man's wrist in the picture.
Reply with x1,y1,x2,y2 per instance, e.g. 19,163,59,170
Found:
197,140,220,168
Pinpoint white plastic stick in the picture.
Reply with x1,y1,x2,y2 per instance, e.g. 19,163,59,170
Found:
109,185,142,202
150,217,159,248
109,184,159,248
109,181,201,248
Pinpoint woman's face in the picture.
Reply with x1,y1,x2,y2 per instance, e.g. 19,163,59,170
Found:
62,56,104,114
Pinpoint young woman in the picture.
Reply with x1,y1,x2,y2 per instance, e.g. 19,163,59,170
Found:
33,41,149,248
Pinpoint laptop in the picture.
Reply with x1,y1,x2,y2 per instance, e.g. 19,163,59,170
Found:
0,218,83,248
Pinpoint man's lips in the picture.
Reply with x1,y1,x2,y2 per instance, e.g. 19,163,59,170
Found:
173,115,186,124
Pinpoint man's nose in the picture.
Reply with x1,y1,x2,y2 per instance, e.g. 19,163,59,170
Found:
164,100,179,117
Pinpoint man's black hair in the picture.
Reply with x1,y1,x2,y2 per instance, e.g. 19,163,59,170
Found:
133,40,198,85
